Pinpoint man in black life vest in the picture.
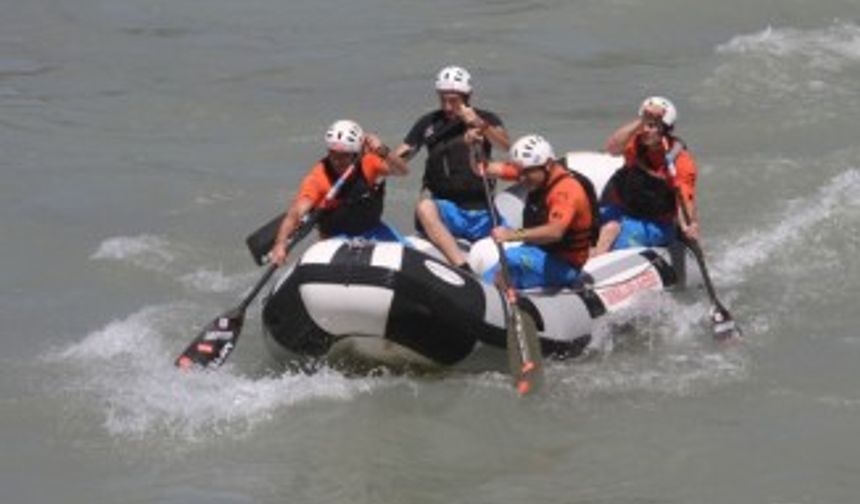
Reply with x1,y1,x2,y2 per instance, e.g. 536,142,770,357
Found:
480,135,597,289
394,65,510,271
269,119,408,266
592,96,700,256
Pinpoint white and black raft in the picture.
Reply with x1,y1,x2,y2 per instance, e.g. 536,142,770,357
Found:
257,152,707,371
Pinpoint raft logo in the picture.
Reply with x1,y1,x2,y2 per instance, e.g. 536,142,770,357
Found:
596,268,661,308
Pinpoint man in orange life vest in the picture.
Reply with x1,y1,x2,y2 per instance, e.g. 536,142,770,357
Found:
269,119,408,266
591,96,700,256
480,135,597,289
394,65,510,271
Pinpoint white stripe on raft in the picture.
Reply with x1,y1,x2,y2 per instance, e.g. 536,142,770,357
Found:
299,284,394,336
370,241,405,270
299,238,343,265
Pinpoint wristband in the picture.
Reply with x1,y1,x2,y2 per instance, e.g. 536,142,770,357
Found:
514,228,526,241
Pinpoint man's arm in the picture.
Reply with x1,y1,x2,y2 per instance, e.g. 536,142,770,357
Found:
675,152,700,240
460,106,510,150
365,134,409,176
270,196,315,265
604,118,642,155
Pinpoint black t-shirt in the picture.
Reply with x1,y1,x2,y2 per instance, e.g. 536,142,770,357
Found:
402,109,504,207
403,109,503,154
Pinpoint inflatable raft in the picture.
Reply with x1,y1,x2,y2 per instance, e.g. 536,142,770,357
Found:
260,152,703,370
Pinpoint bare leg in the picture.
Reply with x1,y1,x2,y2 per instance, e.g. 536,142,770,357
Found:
590,220,621,258
416,198,468,266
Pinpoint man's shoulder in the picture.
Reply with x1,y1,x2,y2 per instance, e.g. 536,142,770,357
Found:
411,109,445,126
475,108,503,124
549,171,588,200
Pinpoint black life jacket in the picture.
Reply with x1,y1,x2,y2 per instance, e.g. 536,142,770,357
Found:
522,164,599,259
422,117,493,209
604,137,685,221
317,155,385,236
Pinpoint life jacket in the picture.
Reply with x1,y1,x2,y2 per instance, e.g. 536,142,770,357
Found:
317,155,385,236
522,163,598,267
604,136,686,221
422,114,494,209
560,158,601,247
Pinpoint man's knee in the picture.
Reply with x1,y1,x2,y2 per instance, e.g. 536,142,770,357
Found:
601,220,621,235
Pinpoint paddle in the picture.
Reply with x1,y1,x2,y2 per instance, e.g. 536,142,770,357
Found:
677,196,741,342
175,164,357,370
472,144,544,396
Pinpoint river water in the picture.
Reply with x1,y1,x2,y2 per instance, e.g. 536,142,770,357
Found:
2,1,859,502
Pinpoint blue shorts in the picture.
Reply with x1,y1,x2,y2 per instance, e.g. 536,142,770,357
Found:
600,204,676,250
431,198,504,242
335,221,409,245
482,244,581,290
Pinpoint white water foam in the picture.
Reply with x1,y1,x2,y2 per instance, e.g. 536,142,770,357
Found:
717,21,860,72
718,21,860,72
45,304,392,442
178,268,259,293
91,234,177,272
560,292,749,399
715,169,860,284
91,234,259,294
701,21,860,117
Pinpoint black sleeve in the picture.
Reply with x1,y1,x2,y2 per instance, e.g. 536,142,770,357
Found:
477,109,504,128
402,112,436,152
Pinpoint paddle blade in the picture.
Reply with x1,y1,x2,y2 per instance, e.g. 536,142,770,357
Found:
246,213,285,266
175,307,245,370
506,307,544,396
710,305,742,343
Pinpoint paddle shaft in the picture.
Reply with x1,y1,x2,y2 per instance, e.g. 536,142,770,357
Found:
676,191,740,338
676,193,736,318
471,144,543,394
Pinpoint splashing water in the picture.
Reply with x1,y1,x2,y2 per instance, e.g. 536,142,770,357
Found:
715,169,860,283
91,234,177,272
44,305,394,442
701,21,860,119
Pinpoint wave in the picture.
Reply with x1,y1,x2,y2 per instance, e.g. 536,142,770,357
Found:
91,234,259,293
91,234,177,272
44,304,394,442
178,268,258,293
717,21,860,71
715,168,860,283
43,291,750,442
700,21,860,117
558,292,750,400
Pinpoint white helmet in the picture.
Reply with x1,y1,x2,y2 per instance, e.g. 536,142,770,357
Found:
325,119,364,153
435,65,472,94
510,134,555,168
639,96,678,127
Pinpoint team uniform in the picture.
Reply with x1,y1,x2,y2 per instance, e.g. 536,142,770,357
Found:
600,133,697,250
403,109,506,241
483,163,596,290
296,152,405,243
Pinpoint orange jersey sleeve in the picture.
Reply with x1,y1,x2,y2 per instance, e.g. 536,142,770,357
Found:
622,136,639,166
673,150,698,205
498,162,520,181
294,163,331,207
360,152,388,185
